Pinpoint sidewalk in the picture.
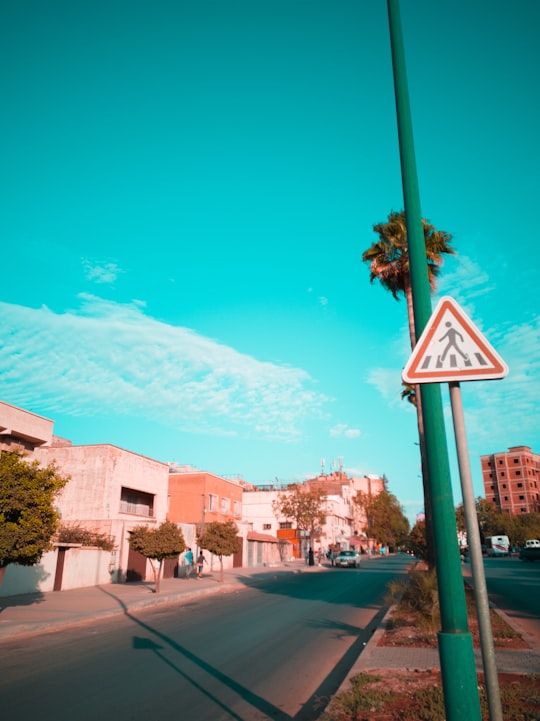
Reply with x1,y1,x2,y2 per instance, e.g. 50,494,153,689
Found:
0,560,322,642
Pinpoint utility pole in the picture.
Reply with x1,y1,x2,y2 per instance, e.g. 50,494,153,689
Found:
386,2,482,718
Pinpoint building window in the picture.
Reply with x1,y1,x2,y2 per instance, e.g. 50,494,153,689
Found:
221,497,230,514
517,483,523,488
233,501,241,518
263,523,272,530
519,496,524,500
208,494,217,511
279,522,292,529
120,487,154,517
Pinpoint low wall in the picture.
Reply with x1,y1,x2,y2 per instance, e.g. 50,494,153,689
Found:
0,550,57,596
0,547,113,597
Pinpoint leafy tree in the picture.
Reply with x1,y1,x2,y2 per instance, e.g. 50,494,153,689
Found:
362,210,455,568
129,521,186,593
456,499,540,548
272,485,326,552
0,449,69,586
408,520,428,561
356,488,410,550
509,513,540,546
197,520,240,582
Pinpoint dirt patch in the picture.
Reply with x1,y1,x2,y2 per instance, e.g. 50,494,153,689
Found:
380,585,530,650
326,671,540,721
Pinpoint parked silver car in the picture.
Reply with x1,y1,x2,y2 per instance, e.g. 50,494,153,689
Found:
335,549,361,568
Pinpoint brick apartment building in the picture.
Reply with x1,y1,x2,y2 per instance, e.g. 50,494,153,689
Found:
481,445,540,515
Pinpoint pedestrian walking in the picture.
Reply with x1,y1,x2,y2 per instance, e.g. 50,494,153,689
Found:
197,551,207,578
184,547,194,578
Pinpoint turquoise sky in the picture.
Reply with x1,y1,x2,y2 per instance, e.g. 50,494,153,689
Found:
1,0,539,522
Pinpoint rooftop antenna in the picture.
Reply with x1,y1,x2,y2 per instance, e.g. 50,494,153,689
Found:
320,458,325,475
338,456,343,473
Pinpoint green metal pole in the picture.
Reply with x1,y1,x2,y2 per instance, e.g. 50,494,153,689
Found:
386,2,482,719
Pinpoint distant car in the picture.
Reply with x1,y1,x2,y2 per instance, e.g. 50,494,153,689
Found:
519,545,540,562
335,550,361,568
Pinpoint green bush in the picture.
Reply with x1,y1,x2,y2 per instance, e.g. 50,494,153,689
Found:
56,523,115,551
385,568,440,629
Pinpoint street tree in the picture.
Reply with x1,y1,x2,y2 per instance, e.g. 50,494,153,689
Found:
456,499,540,548
197,520,239,583
128,521,186,593
0,449,69,587
509,513,540,547
356,488,410,550
272,485,326,553
362,209,455,568
408,519,428,560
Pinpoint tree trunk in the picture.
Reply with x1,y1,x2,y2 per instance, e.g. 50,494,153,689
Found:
405,283,435,569
219,556,224,583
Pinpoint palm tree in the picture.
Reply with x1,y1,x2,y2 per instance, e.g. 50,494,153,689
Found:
363,210,455,568
363,210,454,348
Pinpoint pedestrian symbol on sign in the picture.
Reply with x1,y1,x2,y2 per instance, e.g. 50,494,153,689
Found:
438,322,469,365
402,296,508,384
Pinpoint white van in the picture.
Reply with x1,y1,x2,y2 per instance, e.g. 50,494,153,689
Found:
525,539,540,549
485,535,510,556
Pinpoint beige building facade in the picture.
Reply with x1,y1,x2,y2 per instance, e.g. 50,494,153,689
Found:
34,442,170,583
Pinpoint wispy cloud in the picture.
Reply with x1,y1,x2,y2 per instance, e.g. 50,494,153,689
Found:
456,315,540,450
82,258,124,284
437,255,494,303
0,295,330,440
366,368,405,408
329,423,361,439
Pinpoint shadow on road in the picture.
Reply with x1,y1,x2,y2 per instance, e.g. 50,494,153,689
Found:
99,584,291,720
97,562,400,720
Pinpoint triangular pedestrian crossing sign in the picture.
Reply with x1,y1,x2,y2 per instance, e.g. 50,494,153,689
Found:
402,296,509,384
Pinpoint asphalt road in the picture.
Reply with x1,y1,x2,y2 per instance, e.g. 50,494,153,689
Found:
0,555,411,721
479,555,540,646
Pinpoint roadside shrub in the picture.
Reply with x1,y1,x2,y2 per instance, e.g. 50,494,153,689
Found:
386,568,439,629
56,523,115,551
402,569,439,622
